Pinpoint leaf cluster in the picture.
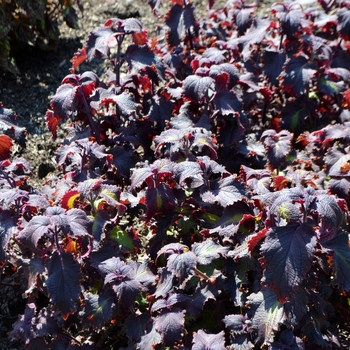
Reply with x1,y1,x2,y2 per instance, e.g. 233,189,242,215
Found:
1,0,350,349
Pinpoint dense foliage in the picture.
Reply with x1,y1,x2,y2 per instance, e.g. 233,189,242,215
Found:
1,0,350,348
0,0,81,73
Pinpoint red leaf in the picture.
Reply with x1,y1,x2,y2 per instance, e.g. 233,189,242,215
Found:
70,47,87,73
0,135,12,160
248,228,268,254
61,190,80,210
45,110,62,139
343,89,350,108
132,30,148,45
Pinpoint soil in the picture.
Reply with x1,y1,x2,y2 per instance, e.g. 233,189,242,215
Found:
1,0,349,349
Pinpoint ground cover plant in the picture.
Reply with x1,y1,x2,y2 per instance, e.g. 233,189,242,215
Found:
1,0,350,348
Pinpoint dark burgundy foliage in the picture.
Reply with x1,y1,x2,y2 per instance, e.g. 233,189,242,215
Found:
2,0,350,348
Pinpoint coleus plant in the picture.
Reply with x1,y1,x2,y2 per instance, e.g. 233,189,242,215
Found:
1,0,350,348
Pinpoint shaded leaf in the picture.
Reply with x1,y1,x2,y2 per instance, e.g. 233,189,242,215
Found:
260,224,317,303
0,210,17,262
154,308,185,345
165,3,197,46
213,91,242,116
281,55,316,95
322,232,350,290
46,251,81,316
83,290,114,327
315,194,343,242
0,103,26,147
262,129,293,169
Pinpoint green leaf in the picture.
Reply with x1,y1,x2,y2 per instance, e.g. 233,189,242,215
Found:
110,226,134,251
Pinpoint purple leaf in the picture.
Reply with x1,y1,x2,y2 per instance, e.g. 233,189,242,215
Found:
123,313,152,343
66,209,92,237
112,278,142,308
131,159,173,189
86,26,117,60
151,293,188,314
147,95,172,131
327,151,350,177
315,194,343,242
239,19,271,60
165,3,197,46
328,178,350,198
10,303,36,342
213,91,242,116
124,44,165,77
223,314,248,334
166,250,197,279
154,308,185,345
82,290,115,327
50,73,98,120
174,161,204,188
91,88,138,117
76,138,107,159
191,239,229,265
99,257,143,307
154,268,175,298
17,216,53,252
0,211,17,261
234,6,254,35
277,8,303,39
262,129,293,169
281,55,317,96
337,7,350,41
183,75,214,101
200,175,246,207
158,243,188,256
280,100,310,134
246,287,285,344
209,202,253,238
133,260,157,288
98,256,128,277
145,184,176,221
0,103,27,147
92,209,109,241
186,284,216,317
260,224,317,303
209,63,240,89
263,50,286,85
56,143,81,168
137,325,162,350
157,243,197,279
240,165,271,195
322,232,350,290
109,145,135,179
192,330,226,350
46,251,81,315
201,47,227,64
